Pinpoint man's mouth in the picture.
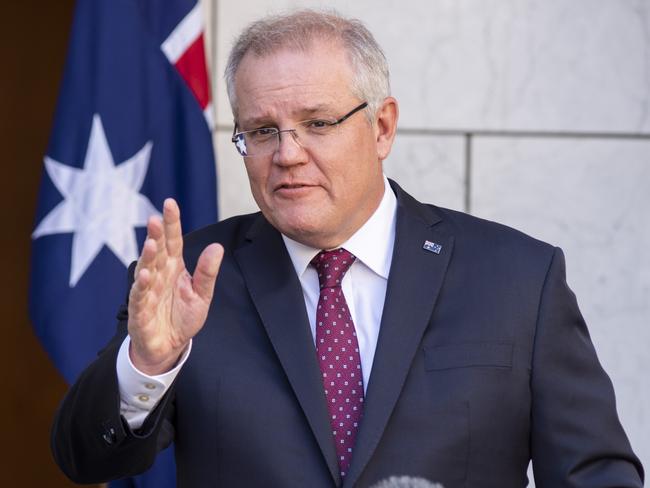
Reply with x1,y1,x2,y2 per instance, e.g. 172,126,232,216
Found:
273,182,319,198
275,183,313,191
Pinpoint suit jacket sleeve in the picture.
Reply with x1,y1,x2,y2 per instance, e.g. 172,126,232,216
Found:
51,264,177,484
531,247,644,486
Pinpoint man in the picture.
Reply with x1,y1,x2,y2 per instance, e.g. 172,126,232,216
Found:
52,10,644,488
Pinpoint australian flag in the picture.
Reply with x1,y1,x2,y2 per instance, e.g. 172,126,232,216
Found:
29,0,217,486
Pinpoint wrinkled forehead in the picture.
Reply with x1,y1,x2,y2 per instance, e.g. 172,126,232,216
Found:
233,37,355,99
233,40,356,120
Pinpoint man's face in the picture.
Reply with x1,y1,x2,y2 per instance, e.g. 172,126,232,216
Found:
233,41,397,249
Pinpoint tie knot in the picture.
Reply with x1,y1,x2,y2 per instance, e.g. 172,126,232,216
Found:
311,248,356,289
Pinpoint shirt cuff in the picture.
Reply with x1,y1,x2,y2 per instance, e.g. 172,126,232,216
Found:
116,335,192,429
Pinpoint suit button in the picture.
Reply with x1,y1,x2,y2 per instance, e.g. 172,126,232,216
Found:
102,427,116,445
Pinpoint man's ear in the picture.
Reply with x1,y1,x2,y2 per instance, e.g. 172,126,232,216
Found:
374,97,399,161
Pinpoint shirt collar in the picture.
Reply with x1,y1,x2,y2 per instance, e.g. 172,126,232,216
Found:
282,176,397,280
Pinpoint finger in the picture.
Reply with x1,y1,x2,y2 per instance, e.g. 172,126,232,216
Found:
147,214,168,271
129,267,152,306
134,237,157,278
130,239,157,303
163,198,184,259
141,236,158,269
135,217,163,276
192,243,224,303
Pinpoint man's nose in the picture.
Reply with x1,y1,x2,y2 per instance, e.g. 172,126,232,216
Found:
273,129,307,166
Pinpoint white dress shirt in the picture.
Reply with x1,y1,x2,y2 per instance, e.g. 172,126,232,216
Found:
117,176,397,429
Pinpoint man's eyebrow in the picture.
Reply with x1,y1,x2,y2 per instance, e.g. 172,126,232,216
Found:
299,104,335,116
238,116,276,129
239,104,338,129
299,103,332,113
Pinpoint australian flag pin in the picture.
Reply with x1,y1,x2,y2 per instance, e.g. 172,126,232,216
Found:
423,240,442,254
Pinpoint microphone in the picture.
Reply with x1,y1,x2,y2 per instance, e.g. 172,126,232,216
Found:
370,475,444,488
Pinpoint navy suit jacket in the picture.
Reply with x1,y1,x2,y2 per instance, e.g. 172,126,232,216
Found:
52,181,643,487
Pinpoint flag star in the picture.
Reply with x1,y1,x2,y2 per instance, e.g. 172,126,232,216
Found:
32,114,160,286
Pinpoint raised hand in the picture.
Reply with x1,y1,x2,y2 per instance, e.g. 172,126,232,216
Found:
127,198,223,375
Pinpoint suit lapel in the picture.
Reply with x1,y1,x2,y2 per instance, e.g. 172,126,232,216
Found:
344,183,455,487
234,216,341,485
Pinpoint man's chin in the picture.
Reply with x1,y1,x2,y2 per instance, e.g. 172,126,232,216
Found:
269,217,331,248
277,222,321,245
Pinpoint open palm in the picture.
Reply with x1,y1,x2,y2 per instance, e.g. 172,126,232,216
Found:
127,199,223,375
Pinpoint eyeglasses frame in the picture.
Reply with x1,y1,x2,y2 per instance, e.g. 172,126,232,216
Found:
231,101,369,157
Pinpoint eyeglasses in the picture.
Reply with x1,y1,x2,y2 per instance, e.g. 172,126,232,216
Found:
231,102,368,157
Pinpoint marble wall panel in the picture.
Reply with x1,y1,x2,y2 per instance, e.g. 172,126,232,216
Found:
472,136,650,473
211,0,650,134
384,134,466,211
383,0,650,134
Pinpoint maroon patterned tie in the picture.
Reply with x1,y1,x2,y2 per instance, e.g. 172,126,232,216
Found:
311,248,364,478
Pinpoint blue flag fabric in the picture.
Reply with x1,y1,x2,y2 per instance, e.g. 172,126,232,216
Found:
29,0,217,486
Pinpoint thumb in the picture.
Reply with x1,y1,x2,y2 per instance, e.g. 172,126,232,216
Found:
192,243,224,303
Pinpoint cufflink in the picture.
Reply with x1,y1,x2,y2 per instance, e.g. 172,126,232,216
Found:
102,427,117,445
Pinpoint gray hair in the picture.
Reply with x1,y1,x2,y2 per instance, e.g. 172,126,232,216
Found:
224,9,390,122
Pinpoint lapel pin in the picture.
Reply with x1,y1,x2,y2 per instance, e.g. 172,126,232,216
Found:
423,240,442,254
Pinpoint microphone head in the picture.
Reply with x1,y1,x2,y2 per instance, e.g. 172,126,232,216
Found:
370,476,444,488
